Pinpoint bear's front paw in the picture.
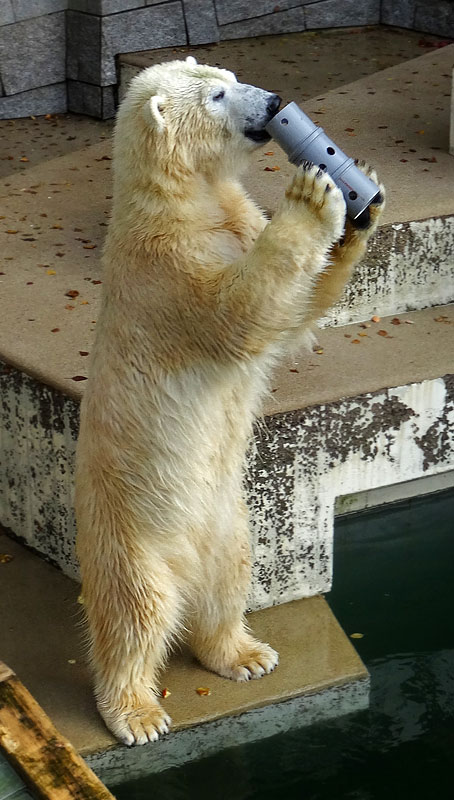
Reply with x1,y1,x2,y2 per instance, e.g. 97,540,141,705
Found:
350,161,386,233
284,162,346,242
99,694,172,746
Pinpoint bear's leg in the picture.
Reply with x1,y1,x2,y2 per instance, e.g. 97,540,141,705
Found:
188,504,279,681
79,535,181,745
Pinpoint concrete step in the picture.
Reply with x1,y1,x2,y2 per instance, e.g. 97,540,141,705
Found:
1,302,453,607
0,530,368,785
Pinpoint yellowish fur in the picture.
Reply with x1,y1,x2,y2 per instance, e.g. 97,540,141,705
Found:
75,59,385,746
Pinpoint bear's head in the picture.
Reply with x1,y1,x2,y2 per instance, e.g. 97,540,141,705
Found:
114,57,281,187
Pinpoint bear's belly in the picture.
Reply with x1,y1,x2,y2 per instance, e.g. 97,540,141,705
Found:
79,360,263,537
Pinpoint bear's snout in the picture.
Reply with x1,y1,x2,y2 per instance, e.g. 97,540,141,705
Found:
267,94,282,119
237,86,282,144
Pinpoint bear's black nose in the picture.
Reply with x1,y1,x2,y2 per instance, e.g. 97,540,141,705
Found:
267,94,281,117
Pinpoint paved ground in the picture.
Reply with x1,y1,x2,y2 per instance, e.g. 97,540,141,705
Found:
0,27,445,179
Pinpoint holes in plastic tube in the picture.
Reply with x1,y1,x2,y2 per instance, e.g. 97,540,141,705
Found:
281,118,289,125
327,146,335,155
319,164,327,171
348,190,358,200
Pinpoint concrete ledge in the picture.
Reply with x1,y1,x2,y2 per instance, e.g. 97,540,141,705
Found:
1,305,453,603
0,531,368,783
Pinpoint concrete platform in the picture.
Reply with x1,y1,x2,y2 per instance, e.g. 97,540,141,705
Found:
0,47,453,400
1,303,453,604
0,530,368,784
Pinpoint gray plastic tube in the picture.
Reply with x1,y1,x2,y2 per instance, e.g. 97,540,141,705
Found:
266,102,380,220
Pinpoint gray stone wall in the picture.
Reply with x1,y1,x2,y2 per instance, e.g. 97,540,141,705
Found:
0,1,67,119
1,0,453,120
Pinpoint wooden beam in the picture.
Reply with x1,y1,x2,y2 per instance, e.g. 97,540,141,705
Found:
0,661,115,800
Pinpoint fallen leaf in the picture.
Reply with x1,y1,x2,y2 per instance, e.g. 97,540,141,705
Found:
65,304,75,310
66,289,79,298
405,320,415,324
6,230,18,234
289,368,299,373
52,224,63,229
92,279,102,285
358,332,368,337
79,351,89,356
351,339,361,344
344,334,351,338
196,687,211,696
360,322,371,329
315,349,324,354
264,166,280,172
391,317,401,325
371,315,381,323
350,633,364,639
46,269,56,275
264,151,274,156
377,330,389,337
67,659,76,665
51,328,60,333
0,554,13,564
83,244,97,250
19,157,29,162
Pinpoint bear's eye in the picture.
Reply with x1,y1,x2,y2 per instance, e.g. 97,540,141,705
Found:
212,89,225,102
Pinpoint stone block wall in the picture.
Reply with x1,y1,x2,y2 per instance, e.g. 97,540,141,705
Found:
0,1,67,119
0,0,453,119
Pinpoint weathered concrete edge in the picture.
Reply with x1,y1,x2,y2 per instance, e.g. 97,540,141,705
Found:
321,215,454,327
247,373,454,608
84,676,370,786
1,360,453,610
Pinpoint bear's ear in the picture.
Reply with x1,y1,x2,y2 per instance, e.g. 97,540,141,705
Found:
186,56,197,66
147,95,167,132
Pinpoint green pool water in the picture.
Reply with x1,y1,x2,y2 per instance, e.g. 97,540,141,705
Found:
113,488,454,799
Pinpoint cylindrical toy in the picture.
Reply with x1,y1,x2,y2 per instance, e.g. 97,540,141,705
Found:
266,102,380,220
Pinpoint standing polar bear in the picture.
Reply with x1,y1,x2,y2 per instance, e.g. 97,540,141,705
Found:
75,56,384,746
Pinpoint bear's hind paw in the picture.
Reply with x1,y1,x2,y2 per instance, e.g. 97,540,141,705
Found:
219,641,279,682
101,699,172,746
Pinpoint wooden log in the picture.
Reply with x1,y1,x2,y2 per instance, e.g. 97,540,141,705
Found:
0,661,115,800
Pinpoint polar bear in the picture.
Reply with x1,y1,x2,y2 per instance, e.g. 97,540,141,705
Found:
75,56,384,746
